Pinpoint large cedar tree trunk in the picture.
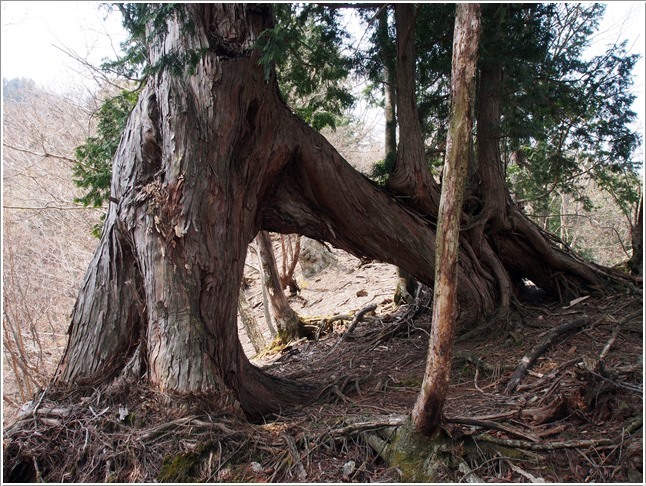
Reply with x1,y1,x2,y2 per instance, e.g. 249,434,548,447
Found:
55,4,626,419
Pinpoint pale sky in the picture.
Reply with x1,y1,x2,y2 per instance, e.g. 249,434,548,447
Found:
1,1,125,93
1,2,644,140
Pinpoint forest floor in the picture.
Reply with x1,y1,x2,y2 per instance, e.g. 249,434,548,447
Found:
3,246,643,483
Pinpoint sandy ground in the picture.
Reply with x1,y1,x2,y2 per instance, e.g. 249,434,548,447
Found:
238,239,399,357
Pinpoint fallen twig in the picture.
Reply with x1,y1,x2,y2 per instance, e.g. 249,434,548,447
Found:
329,415,407,438
283,434,307,481
324,304,378,356
473,433,613,451
579,359,643,395
516,357,580,392
446,416,538,442
505,317,588,393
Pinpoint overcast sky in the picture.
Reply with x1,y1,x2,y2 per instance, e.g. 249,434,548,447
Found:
1,2,644,138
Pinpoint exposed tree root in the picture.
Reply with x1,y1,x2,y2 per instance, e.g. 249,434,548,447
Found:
505,317,589,393
4,294,641,483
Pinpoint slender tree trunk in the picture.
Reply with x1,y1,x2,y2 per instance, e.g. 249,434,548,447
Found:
238,287,266,355
249,243,278,339
279,234,301,294
628,197,643,276
380,8,397,172
257,231,305,342
411,3,481,436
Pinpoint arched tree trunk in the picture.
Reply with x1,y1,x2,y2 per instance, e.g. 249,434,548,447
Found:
54,3,626,420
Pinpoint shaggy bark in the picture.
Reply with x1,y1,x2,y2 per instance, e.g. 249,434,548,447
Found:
54,3,626,419
412,3,481,436
387,4,441,214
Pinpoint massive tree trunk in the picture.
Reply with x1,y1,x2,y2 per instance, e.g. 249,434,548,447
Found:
412,2,481,435
56,4,313,418
55,4,626,420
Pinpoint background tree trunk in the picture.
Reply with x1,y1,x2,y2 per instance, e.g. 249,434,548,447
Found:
628,197,643,276
257,231,306,342
279,234,301,294
378,7,419,305
387,4,441,214
412,3,481,436
238,287,267,355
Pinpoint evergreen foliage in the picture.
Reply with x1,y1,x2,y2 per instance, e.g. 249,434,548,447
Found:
72,89,138,235
72,3,642,247
256,4,355,130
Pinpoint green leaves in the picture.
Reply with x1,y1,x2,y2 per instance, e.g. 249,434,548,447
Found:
256,4,355,130
73,89,138,236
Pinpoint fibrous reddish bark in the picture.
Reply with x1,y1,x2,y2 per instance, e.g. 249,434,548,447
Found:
55,4,627,419
387,4,441,214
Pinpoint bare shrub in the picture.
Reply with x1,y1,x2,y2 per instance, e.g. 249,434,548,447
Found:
2,86,103,422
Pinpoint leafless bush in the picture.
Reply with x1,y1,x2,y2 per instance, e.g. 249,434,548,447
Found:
2,86,103,422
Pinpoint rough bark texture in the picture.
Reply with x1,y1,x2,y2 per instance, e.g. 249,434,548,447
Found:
54,3,630,420
387,4,441,214
57,4,313,417
412,3,481,436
